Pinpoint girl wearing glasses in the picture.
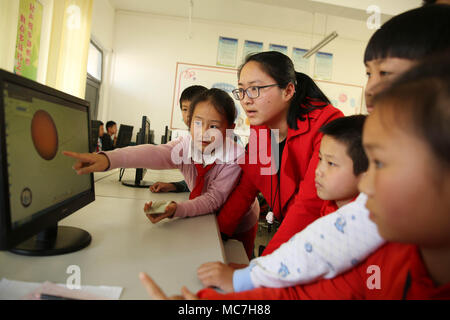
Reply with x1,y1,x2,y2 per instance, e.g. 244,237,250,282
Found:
218,51,343,257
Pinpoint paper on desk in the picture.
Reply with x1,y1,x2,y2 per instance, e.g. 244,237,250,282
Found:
0,278,122,300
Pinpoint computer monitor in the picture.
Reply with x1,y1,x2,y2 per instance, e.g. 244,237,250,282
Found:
90,120,102,152
115,124,133,148
0,69,95,256
149,129,155,145
160,125,172,144
121,116,153,188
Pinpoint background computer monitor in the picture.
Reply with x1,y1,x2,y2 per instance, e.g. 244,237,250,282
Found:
115,124,134,148
90,119,102,152
160,125,172,144
0,69,95,256
121,116,153,188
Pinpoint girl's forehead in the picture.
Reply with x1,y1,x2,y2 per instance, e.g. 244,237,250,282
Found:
192,102,224,120
239,61,273,83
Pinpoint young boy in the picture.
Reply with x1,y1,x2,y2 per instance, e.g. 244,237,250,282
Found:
150,85,207,193
197,115,370,292
101,120,117,151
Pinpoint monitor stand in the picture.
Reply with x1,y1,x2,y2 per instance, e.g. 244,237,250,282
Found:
10,223,91,256
121,180,153,188
121,168,153,188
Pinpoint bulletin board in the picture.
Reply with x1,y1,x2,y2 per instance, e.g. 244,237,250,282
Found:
170,62,364,134
170,62,250,137
315,80,364,115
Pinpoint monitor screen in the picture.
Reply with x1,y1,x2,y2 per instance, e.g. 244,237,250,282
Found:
0,69,94,255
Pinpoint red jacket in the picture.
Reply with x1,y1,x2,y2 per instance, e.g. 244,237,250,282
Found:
320,199,339,217
198,242,450,300
217,102,343,254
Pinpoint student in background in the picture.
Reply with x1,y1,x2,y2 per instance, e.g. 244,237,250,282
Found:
96,121,104,152
140,56,450,300
150,85,207,193
101,120,117,151
197,115,369,293
64,88,260,256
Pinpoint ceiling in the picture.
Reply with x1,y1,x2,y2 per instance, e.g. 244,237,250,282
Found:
108,0,422,22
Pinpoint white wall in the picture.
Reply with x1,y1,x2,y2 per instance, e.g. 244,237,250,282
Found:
107,6,374,142
90,0,115,122
0,0,19,72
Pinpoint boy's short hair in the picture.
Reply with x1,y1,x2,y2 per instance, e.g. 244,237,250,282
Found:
179,85,208,107
320,115,368,175
364,5,450,63
188,88,237,127
373,54,450,168
106,121,116,130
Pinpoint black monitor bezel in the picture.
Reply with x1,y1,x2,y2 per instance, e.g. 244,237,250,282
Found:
115,124,134,148
138,116,150,145
0,69,95,250
90,120,102,152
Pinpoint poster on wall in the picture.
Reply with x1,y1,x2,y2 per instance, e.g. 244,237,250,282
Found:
217,36,238,68
14,0,43,81
292,47,310,74
242,40,263,61
315,79,363,116
314,52,333,80
269,44,288,55
171,63,250,140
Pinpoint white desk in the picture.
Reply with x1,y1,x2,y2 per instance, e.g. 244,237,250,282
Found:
95,169,188,202
0,168,249,299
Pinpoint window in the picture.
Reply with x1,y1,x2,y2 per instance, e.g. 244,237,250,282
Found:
87,41,103,81
85,40,103,120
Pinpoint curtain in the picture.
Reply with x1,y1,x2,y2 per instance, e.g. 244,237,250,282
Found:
46,0,93,98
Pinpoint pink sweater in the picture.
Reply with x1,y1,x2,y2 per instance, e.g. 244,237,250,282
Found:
104,136,259,233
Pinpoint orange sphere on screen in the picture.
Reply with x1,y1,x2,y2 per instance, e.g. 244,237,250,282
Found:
31,110,58,160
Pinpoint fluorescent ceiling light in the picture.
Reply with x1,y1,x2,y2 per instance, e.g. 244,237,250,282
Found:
303,31,338,58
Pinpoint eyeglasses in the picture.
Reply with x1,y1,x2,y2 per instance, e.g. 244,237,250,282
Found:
232,84,280,100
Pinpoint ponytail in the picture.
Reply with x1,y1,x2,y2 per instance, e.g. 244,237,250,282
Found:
287,72,330,129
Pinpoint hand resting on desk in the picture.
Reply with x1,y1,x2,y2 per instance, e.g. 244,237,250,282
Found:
150,182,177,193
144,200,177,224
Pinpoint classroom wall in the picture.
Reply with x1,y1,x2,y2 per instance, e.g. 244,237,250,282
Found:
107,5,374,143
0,0,20,73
